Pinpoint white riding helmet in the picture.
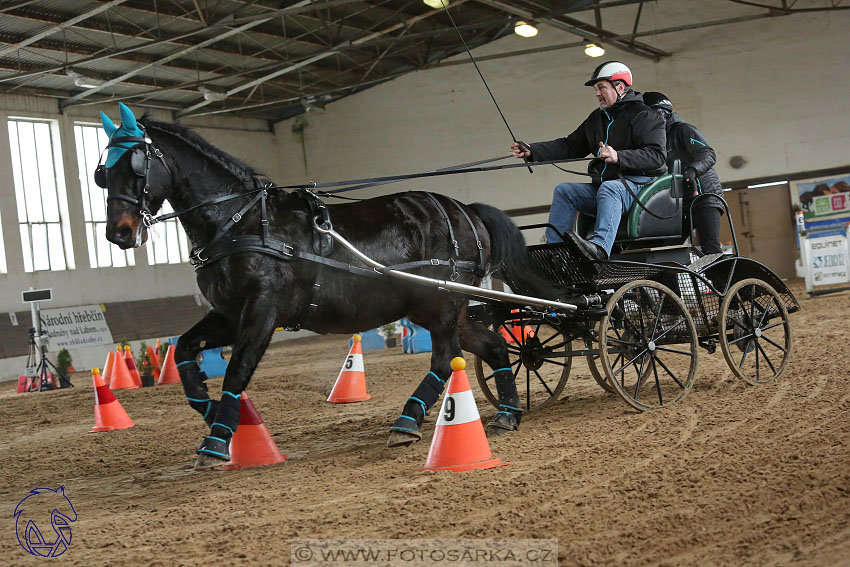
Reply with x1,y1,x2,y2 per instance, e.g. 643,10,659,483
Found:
585,61,633,87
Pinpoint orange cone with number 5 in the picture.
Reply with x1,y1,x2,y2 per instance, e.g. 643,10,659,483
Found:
421,357,507,472
327,334,371,403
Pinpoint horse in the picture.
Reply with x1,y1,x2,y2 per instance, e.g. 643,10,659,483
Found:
98,103,552,470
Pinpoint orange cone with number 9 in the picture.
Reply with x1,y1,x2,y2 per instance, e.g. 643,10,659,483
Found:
421,357,508,472
327,334,371,403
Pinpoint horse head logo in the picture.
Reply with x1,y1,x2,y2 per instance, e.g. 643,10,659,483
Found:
14,486,78,558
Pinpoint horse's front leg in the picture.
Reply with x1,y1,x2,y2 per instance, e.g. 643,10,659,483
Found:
194,297,279,470
176,309,235,427
458,319,523,436
387,314,461,448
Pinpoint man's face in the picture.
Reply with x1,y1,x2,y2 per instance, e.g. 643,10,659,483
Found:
593,80,623,108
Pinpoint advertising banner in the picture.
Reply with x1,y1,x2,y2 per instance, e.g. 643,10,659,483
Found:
797,175,850,221
40,304,113,350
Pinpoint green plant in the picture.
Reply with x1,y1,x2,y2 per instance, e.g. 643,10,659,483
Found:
380,322,398,337
56,348,73,375
158,341,169,362
139,350,154,376
119,338,129,350
136,341,147,371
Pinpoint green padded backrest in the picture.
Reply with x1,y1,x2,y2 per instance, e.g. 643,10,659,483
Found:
625,173,683,238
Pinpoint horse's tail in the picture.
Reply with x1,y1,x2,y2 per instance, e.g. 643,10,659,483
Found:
469,203,557,300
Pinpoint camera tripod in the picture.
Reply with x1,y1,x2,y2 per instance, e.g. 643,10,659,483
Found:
25,327,73,391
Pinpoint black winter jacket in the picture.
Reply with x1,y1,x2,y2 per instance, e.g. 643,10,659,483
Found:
528,90,667,184
665,113,724,209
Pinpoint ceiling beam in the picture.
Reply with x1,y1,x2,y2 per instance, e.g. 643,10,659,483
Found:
176,0,473,117
474,0,669,60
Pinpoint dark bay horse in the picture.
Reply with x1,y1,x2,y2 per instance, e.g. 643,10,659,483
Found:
98,103,550,470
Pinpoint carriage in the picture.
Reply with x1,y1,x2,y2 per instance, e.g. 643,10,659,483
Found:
97,103,800,466
469,167,800,413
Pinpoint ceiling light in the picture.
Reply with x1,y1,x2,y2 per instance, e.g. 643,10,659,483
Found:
301,96,325,113
198,85,228,102
65,68,102,89
584,43,605,57
423,0,449,8
514,21,538,38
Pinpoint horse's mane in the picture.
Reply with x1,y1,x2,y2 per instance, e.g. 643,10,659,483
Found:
139,114,260,182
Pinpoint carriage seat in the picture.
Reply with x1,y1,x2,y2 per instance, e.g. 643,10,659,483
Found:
576,160,684,244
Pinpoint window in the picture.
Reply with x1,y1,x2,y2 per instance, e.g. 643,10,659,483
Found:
146,200,190,265
0,208,6,274
8,118,74,272
73,123,135,268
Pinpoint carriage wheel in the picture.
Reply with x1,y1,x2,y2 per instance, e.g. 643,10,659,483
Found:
585,350,616,394
718,278,792,385
474,317,572,412
598,280,699,411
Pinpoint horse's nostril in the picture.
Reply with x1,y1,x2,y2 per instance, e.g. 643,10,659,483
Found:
117,226,132,243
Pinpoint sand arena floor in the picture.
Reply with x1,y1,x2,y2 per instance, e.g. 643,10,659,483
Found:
1,279,848,567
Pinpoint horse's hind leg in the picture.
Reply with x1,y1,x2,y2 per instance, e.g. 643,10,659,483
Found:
387,311,462,448
175,310,235,427
459,319,523,436
194,298,278,470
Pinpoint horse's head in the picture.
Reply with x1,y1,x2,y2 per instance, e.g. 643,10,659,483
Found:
97,103,171,249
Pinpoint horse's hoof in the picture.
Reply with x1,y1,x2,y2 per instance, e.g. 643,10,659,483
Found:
387,429,421,448
486,412,518,437
193,452,228,471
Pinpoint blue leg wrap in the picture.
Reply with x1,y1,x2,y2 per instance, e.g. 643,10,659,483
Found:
390,371,447,436
209,393,241,442
494,369,522,425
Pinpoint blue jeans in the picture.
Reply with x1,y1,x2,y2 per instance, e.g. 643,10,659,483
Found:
545,176,653,254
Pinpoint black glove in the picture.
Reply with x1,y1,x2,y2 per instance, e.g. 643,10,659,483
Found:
684,167,698,182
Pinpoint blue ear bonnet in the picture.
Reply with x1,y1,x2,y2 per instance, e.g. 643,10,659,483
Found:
100,102,145,168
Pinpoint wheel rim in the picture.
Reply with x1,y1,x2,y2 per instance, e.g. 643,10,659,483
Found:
586,350,615,394
599,280,699,411
718,279,791,385
474,317,571,412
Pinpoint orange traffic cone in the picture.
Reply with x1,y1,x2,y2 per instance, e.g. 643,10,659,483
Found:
421,357,508,472
101,351,115,385
217,392,287,470
327,334,371,403
123,345,143,388
153,339,163,367
157,344,181,385
90,368,134,432
147,345,162,379
109,348,139,390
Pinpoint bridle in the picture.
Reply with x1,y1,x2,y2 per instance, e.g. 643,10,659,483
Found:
94,124,172,228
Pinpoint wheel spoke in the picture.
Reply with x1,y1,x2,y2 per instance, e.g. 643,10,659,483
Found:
541,358,570,368
757,296,775,327
502,323,523,346
650,295,666,340
728,332,755,346
738,340,751,368
539,332,560,347
652,357,663,406
632,355,649,399
729,315,749,332
612,347,649,377
532,368,556,396
652,317,686,343
652,353,687,390
511,358,523,367
755,340,777,375
760,334,787,352
654,345,694,356
761,320,785,332
525,368,531,411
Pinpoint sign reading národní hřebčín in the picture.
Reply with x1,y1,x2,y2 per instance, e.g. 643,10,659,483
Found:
40,305,113,350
